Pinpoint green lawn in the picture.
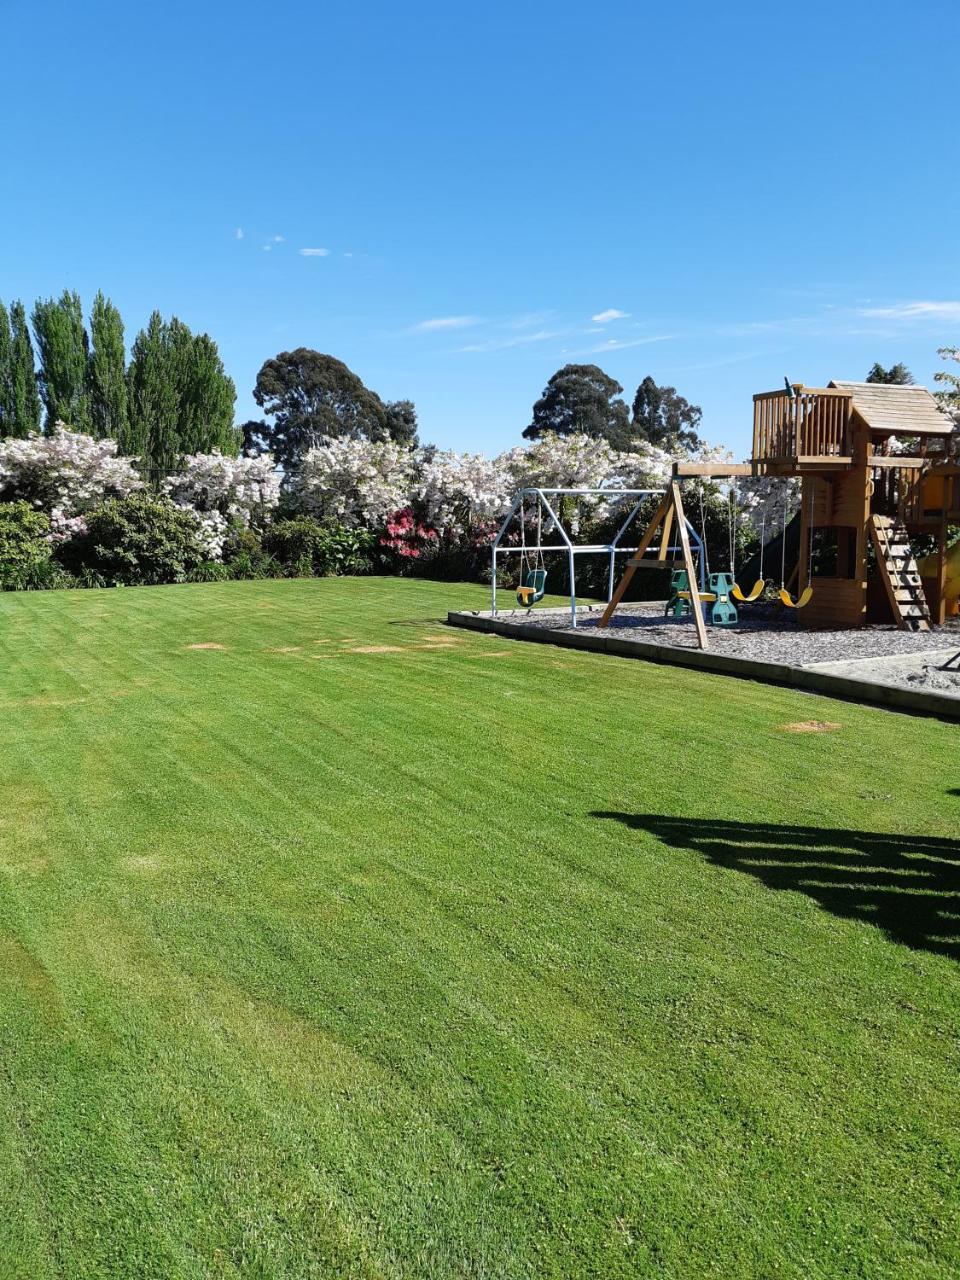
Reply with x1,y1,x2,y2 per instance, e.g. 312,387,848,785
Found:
0,577,958,1279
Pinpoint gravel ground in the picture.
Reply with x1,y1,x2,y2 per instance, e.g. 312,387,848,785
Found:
812,649,960,696
517,601,960,667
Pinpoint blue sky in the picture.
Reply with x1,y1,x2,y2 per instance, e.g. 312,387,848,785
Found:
2,0,958,456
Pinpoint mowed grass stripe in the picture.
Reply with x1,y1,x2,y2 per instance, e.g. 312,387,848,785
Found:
0,577,957,1278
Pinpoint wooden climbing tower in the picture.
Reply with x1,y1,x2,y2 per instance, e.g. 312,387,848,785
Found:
757,380,957,629
601,379,959,641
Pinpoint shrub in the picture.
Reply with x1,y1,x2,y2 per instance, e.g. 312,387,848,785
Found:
0,501,55,589
187,561,232,583
7,558,79,591
57,494,208,586
263,517,374,576
221,526,281,580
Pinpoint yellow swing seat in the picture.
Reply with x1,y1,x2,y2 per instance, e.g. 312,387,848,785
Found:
731,579,765,604
778,586,813,609
676,590,718,603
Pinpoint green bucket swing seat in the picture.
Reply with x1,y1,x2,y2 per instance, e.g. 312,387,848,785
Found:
516,568,547,608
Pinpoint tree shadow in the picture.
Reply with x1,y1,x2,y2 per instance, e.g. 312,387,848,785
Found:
592,813,960,961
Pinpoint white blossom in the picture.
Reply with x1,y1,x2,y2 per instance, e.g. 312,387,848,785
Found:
0,424,141,516
499,432,621,492
47,507,89,544
413,449,511,541
193,510,229,560
163,450,281,528
289,437,414,528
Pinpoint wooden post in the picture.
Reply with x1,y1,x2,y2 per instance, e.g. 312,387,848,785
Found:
797,476,810,591
934,513,949,626
671,481,708,650
657,503,675,561
597,491,673,628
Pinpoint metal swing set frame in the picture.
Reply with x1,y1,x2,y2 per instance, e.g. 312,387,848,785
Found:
490,486,706,628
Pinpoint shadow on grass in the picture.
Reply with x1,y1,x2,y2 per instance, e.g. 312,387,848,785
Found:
592,813,960,961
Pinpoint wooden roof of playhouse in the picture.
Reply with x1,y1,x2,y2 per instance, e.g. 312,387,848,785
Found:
828,380,952,437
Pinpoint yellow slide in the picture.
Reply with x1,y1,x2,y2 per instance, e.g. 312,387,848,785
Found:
917,540,960,616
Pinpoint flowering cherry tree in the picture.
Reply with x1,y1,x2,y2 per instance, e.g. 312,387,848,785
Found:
0,425,142,516
413,449,511,546
500,432,620,492
289,437,414,528
163,450,281,528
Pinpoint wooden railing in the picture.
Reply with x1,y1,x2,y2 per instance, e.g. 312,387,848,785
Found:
894,462,960,526
752,386,853,467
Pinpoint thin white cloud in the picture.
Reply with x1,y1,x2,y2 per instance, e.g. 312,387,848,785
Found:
718,299,960,339
271,234,285,243
261,244,272,252
592,308,631,323
857,300,960,321
413,315,481,332
235,227,244,240
581,334,675,354
299,247,331,257
460,330,561,353
506,310,556,330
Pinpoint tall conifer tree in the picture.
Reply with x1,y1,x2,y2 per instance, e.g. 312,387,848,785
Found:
0,301,11,435
32,290,91,431
8,302,41,437
87,291,129,442
128,312,238,474
127,311,178,476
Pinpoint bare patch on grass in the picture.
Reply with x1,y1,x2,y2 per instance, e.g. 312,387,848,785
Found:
124,854,163,874
0,853,50,878
18,694,88,708
267,646,302,654
349,645,405,654
186,643,227,651
779,720,842,734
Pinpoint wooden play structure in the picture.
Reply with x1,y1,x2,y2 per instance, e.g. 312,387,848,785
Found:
599,380,959,646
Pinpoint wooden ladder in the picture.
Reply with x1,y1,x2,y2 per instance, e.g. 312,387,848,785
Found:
869,514,930,631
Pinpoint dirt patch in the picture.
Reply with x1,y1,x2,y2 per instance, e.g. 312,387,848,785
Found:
415,642,459,650
779,720,842,734
349,645,405,654
267,646,302,654
186,643,227,651
474,650,511,658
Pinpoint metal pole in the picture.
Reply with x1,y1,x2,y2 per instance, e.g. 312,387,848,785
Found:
608,549,616,601
686,520,706,590
491,546,497,616
536,490,576,627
